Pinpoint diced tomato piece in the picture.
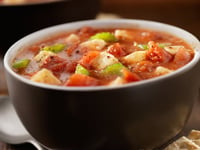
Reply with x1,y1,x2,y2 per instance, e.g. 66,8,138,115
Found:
29,45,40,54
66,44,80,56
78,26,97,39
65,74,100,86
65,61,78,73
173,48,193,67
132,61,154,73
121,68,141,82
146,41,172,63
79,51,100,69
107,43,126,57
42,55,67,73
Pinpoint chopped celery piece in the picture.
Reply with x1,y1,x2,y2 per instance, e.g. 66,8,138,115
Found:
137,44,148,50
42,43,65,53
75,64,90,75
102,63,125,76
158,43,171,48
12,59,30,69
90,32,117,42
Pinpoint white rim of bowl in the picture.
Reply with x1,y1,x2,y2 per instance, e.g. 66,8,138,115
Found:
4,19,200,91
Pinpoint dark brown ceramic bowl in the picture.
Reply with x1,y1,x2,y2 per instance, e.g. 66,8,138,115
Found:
0,0,100,53
4,19,200,150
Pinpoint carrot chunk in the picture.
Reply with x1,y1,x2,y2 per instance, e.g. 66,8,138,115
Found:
65,74,100,86
121,68,141,82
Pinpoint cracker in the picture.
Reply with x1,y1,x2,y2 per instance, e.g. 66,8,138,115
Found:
164,136,200,150
188,130,200,147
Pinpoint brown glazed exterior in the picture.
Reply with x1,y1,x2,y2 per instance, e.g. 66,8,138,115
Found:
0,0,100,53
4,20,200,150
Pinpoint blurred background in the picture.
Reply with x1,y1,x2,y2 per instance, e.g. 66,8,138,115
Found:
100,0,200,39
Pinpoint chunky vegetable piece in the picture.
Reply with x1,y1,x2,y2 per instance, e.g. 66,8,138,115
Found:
92,52,119,70
31,68,61,85
75,64,90,75
42,43,65,53
90,32,118,42
80,39,106,50
12,59,30,69
65,74,99,86
101,63,125,76
12,27,194,87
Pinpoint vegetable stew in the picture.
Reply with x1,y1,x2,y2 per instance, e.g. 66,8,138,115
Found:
12,27,194,87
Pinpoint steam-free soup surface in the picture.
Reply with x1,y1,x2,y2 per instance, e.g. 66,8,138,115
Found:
12,27,194,87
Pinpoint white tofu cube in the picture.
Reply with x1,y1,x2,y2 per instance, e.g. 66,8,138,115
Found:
123,51,146,64
154,66,172,75
31,68,61,85
34,51,56,66
92,51,119,70
80,39,107,50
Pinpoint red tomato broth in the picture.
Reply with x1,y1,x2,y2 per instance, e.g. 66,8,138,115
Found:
12,27,194,87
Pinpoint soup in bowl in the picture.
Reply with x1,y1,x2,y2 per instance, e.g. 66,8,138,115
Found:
4,19,200,150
